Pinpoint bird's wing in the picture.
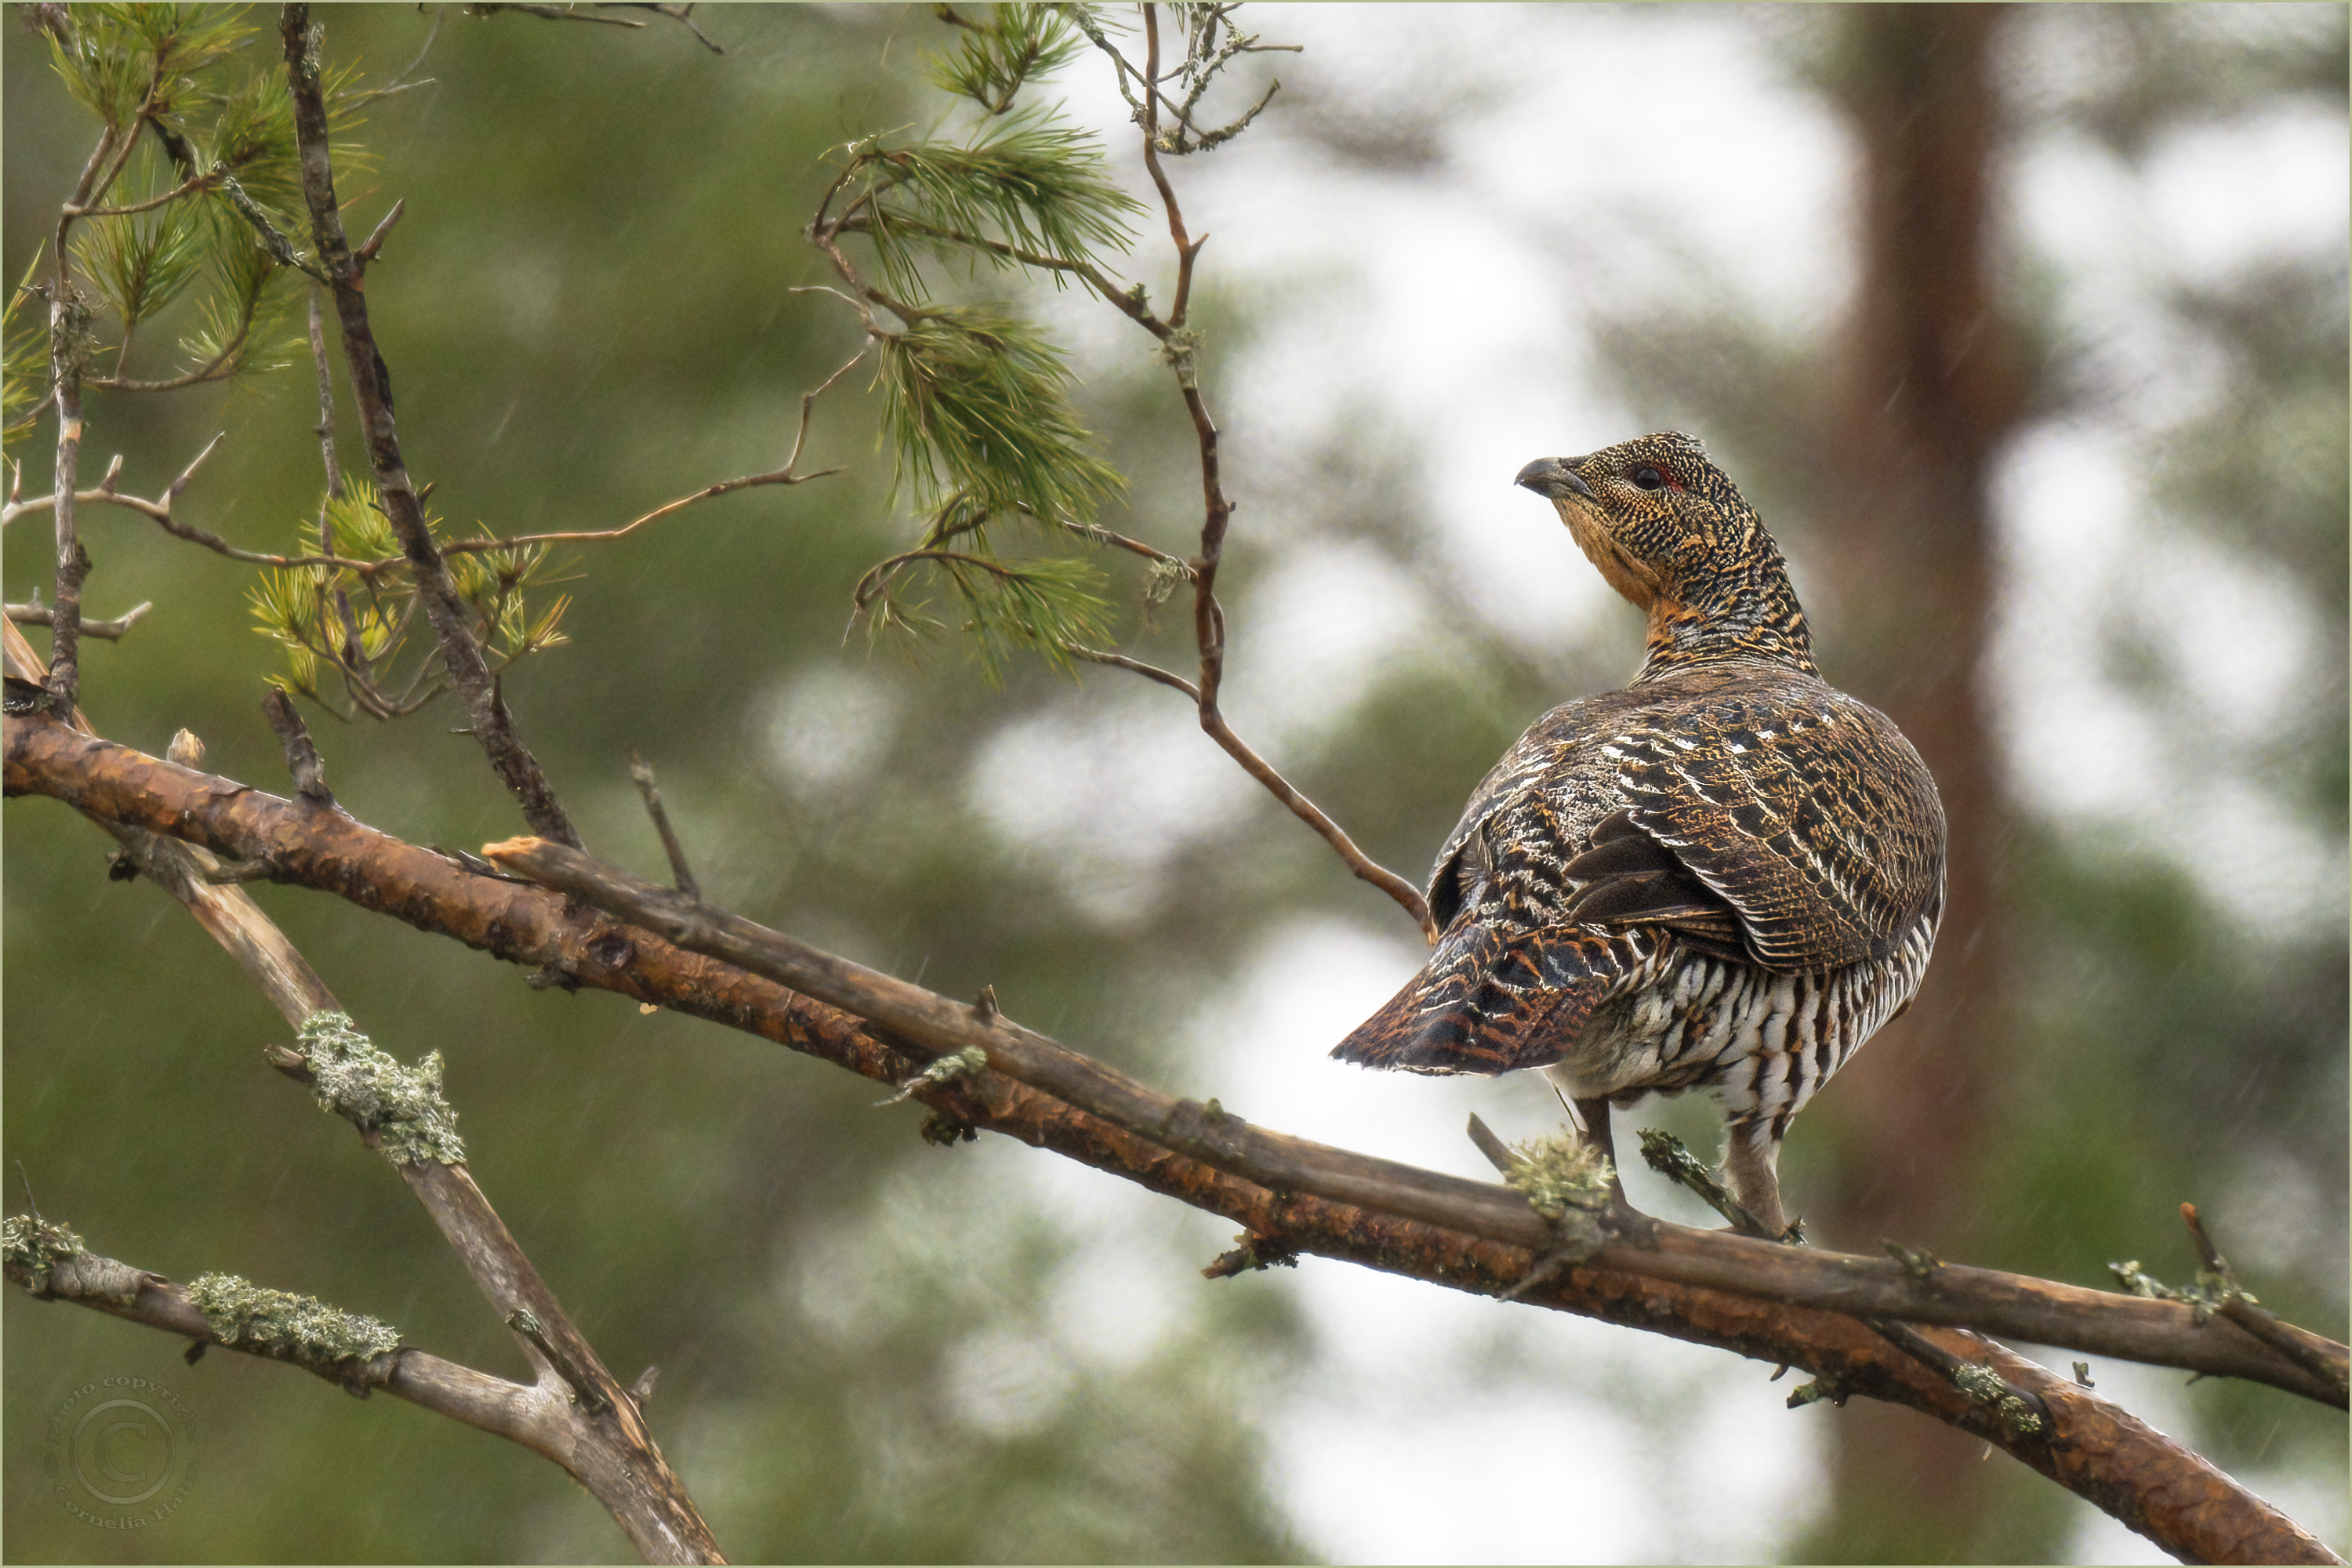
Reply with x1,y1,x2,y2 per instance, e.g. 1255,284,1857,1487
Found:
1599,687,1945,971
1557,808,1749,960
1425,692,1632,927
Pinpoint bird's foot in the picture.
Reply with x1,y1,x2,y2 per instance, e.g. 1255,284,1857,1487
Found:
1635,1127,1800,1241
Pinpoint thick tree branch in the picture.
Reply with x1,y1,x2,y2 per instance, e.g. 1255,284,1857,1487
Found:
279,4,578,847
4,713,2343,1565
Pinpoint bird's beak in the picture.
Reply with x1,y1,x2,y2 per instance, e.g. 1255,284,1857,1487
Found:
1515,457,1595,503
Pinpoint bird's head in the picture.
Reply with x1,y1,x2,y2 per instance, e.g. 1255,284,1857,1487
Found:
1515,432,1814,676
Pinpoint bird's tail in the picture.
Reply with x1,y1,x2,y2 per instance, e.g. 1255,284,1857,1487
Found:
1330,920,1628,1076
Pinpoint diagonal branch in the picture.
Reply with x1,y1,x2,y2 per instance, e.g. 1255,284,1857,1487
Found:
434,344,864,556
8,713,2342,1408
6,707,2347,1568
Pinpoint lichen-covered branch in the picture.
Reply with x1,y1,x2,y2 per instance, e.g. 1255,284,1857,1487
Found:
5,711,2343,1564
5,1218,535,1415
2,626,719,1565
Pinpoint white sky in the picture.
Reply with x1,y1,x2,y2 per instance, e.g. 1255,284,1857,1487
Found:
948,6,2350,1562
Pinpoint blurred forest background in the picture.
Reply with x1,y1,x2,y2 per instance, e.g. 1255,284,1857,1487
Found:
4,4,2344,1563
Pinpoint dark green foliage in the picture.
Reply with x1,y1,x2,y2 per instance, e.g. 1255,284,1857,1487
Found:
856,117,1142,303
872,305,1123,524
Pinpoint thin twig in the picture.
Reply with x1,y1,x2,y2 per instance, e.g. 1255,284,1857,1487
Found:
354,198,408,268
627,751,699,899
64,168,217,219
2183,1203,2351,1399
5,600,151,640
261,686,336,804
1065,644,1200,700
1,437,383,572
6,1231,528,1419
466,3,642,28
1058,517,1194,569
435,345,862,555
1044,6,1437,942
593,2,722,51
307,290,344,500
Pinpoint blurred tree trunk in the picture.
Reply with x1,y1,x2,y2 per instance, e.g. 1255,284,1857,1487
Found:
1802,5,2029,1559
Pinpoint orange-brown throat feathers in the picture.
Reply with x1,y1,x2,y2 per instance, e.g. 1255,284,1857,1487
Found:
1519,439,1817,679
1560,503,1662,612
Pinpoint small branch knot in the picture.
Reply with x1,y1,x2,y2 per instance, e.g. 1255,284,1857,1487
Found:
1203,1231,1300,1279
1158,325,1203,389
877,1044,989,1107
1787,1375,1849,1410
1883,1240,1943,1279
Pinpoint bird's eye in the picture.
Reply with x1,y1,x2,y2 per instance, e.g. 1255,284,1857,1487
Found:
1630,466,1667,492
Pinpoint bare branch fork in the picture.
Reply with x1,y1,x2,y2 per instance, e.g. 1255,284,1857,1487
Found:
0,625,722,1565
6,710,2343,1566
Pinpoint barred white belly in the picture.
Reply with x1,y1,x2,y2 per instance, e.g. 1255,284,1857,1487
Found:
1545,911,1938,1137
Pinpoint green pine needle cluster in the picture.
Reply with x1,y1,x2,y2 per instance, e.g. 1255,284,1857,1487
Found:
816,8,1176,678
874,304,1123,522
249,481,570,717
925,5,1087,115
9,2,379,434
856,115,1144,304
1,254,52,447
49,5,256,132
851,495,1115,681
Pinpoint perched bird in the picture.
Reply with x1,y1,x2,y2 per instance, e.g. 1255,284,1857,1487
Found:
1332,433,1944,1237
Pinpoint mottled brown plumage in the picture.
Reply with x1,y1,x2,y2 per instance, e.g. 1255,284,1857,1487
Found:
1332,433,1945,1236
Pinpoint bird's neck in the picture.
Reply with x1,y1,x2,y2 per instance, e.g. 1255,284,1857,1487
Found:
1635,557,1818,681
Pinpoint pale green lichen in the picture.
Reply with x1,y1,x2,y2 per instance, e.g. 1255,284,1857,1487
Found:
878,1044,989,1107
1504,1131,1613,1224
186,1272,402,1367
298,1011,464,1166
3,1214,86,1287
1949,1361,2047,1439
2111,1257,2249,1324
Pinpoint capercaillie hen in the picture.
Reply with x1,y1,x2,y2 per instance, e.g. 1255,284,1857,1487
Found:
1331,433,1944,1237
